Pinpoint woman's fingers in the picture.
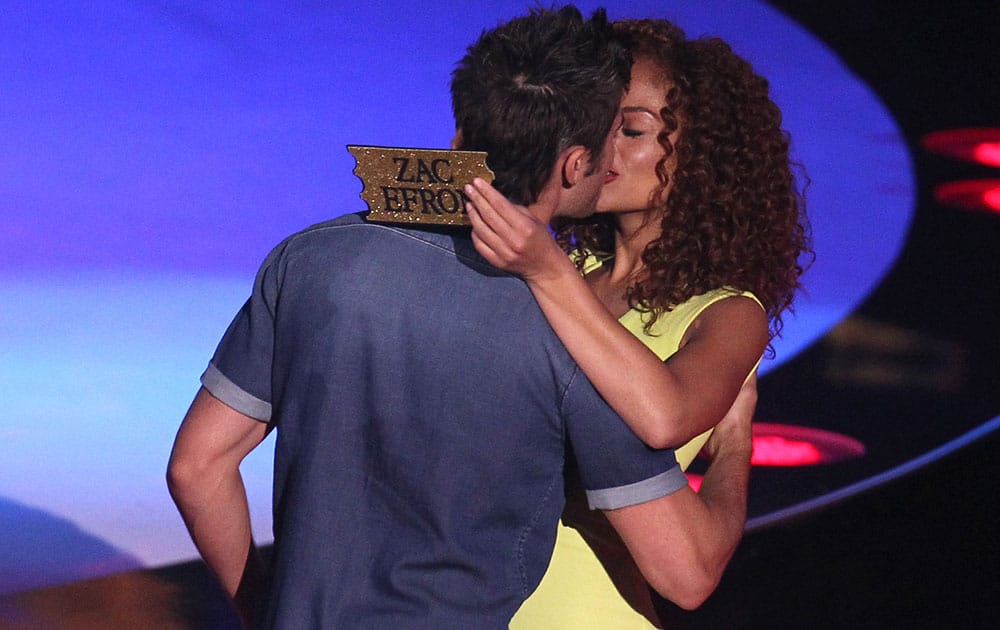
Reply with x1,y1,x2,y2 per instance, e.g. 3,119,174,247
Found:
468,201,523,269
465,178,561,277
467,178,538,234
466,181,529,256
469,223,502,266
464,180,511,234
474,177,523,219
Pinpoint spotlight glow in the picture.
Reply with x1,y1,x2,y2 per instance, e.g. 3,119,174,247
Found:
974,142,1000,167
686,473,703,493
752,435,824,466
934,179,1000,214
922,128,1000,166
985,187,1000,211
750,423,866,466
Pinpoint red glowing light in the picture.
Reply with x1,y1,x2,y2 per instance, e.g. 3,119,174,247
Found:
685,473,703,493
934,179,1000,214
974,142,1000,168
749,423,865,467
684,424,864,478
922,128,1000,167
985,187,1000,211
752,435,823,466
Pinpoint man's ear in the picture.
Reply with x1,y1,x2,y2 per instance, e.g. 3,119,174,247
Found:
450,129,463,150
560,146,590,188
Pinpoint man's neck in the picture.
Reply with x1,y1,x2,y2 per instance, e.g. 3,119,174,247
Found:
525,171,562,224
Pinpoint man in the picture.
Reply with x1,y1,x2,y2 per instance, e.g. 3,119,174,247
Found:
168,6,751,628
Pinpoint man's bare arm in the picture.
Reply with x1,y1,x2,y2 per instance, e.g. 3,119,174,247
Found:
604,376,755,610
167,387,270,625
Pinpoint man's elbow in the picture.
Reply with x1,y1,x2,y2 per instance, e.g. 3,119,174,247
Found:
638,541,728,610
669,574,719,611
646,564,720,611
166,456,187,501
166,450,207,504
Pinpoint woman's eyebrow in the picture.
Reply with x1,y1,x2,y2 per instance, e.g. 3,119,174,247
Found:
622,106,657,116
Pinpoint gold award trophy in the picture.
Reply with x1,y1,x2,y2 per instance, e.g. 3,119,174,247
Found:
348,145,494,226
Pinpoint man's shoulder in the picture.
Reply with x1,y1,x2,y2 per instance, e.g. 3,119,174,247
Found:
287,212,463,252
294,211,371,238
266,212,494,275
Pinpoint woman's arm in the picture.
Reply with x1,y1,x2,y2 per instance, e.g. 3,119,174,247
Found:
465,178,767,448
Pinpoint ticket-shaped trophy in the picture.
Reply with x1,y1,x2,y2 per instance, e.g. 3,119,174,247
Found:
348,145,494,226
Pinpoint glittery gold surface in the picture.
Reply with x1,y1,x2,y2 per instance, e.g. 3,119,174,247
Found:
347,145,494,226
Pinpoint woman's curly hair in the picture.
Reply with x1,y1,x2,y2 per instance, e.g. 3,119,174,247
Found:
553,19,812,354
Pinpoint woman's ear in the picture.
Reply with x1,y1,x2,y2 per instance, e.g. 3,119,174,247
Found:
560,146,590,188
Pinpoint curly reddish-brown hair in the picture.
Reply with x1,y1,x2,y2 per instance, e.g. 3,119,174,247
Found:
554,19,812,353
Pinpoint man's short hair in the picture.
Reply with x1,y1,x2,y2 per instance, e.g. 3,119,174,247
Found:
451,5,630,205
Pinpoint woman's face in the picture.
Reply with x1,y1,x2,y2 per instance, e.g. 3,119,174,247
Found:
596,57,676,215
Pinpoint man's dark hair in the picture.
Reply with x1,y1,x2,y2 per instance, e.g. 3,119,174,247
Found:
451,5,630,205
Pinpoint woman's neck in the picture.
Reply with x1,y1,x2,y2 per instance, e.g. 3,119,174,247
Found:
584,209,662,318
605,210,661,282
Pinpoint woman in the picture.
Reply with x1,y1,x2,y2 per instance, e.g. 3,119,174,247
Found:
465,18,811,627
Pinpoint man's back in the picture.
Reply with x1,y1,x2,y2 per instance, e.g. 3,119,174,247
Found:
165,8,750,627
203,213,679,627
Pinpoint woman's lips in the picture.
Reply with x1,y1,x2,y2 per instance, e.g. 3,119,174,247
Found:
605,170,619,183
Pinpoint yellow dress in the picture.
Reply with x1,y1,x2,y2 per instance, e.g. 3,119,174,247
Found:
509,281,760,629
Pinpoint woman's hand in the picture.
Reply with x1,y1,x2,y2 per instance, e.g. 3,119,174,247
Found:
464,178,567,282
